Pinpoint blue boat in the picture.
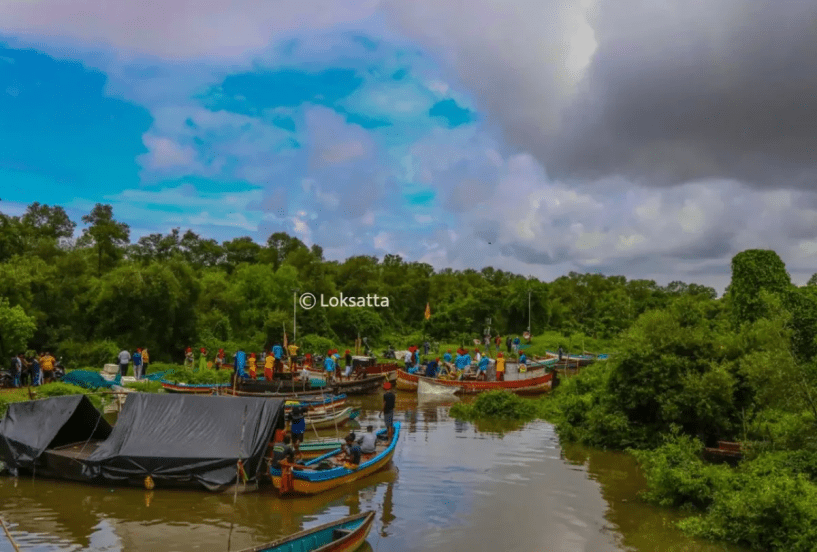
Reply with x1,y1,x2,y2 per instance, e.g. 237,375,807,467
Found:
236,511,375,552
271,422,400,495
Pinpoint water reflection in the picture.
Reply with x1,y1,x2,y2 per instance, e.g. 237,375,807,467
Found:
0,392,751,552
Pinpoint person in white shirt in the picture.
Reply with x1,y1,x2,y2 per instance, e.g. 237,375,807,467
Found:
117,349,131,377
356,425,378,454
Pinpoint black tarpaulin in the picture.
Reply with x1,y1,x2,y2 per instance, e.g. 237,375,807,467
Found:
84,394,284,491
0,395,112,476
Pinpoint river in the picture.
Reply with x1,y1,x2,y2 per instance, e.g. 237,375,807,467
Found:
0,392,749,552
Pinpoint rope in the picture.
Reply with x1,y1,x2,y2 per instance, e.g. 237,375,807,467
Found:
0,517,21,552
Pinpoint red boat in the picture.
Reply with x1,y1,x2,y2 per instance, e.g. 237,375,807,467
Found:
395,368,553,395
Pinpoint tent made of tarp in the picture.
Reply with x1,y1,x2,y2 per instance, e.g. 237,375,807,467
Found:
0,395,113,476
84,393,285,491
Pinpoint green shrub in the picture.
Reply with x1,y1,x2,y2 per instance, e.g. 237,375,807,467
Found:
125,380,164,393
450,390,538,421
299,334,335,355
169,368,231,385
57,340,120,369
37,382,104,411
631,433,732,510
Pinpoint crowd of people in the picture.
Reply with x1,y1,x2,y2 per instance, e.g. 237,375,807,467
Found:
8,351,58,387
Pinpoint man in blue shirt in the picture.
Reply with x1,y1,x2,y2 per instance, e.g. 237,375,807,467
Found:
234,349,248,378
477,354,489,381
324,352,336,381
132,348,143,380
272,343,284,373
425,358,439,378
519,352,527,373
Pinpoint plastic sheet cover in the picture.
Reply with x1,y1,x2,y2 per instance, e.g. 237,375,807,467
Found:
0,395,113,475
84,394,284,491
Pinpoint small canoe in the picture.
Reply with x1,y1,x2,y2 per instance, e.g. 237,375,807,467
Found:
330,374,387,396
271,422,400,495
305,407,357,430
418,378,458,396
236,511,375,552
396,369,553,395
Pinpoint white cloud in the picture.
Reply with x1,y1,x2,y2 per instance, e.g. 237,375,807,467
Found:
139,135,196,169
0,0,382,60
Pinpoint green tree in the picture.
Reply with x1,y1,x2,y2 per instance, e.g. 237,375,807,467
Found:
79,204,130,276
729,249,791,327
0,298,37,361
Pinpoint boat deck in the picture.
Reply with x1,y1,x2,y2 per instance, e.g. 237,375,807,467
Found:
47,440,104,461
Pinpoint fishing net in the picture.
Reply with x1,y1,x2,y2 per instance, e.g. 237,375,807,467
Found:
144,370,173,381
61,370,121,389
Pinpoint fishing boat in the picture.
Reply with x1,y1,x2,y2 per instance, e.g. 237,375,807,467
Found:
330,374,387,396
396,369,553,395
270,422,400,495
235,511,375,552
297,439,346,460
160,380,231,394
417,378,458,396
304,407,358,430
284,394,347,412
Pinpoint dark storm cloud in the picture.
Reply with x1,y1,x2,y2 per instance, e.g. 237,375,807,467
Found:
546,0,817,188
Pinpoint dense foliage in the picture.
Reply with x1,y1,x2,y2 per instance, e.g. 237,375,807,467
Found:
1,202,717,366
449,390,541,421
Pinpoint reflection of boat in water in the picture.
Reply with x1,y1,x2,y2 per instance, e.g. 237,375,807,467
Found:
271,422,400,496
236,511,375,552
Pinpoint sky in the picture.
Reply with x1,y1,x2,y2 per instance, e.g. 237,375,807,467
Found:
1,0,815,293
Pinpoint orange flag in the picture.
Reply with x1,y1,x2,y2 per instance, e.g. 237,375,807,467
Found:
424,303,431,320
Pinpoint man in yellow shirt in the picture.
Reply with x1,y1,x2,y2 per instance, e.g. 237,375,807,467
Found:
495,352,506,381
264,352,275,381
247,353,258,379
287,343,299,361
40,351,56,383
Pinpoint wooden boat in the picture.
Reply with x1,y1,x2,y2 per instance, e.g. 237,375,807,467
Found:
417,378,458,396
271,422,400,495
235,511,375,552
160,380,231,394
305,407,357,430
703,441,744,464
330,374,387,396
396,369,553,395
284,394,347,412
302,362,400,384
297,439,346,460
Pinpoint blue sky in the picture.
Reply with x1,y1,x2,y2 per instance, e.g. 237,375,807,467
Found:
1,0,815,291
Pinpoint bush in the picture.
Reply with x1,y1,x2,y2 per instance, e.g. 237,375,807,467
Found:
450,390,538,420
299,334,336,356
169,368,231,385
36,382,104,411
57,340,120,369
631,433,732,510
125,380,164,393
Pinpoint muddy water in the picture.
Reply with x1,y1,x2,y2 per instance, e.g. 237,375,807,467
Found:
0,392,748,552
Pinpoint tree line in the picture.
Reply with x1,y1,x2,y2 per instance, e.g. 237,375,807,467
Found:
2,201,719,365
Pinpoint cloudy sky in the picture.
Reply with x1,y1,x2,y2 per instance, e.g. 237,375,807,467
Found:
1,0,815,292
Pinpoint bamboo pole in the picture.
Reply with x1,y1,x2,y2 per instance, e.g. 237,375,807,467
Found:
0,517,21,552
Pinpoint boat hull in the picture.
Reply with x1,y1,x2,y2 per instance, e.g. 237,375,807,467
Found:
236,511,375,552
304,407,355,430
396,370,552,395
160,381,230,394
271,422,400,496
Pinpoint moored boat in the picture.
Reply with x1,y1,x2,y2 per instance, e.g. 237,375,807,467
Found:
304,407,357,430
235,511,375,552
417,378,458,396
160,380,231,394
271,422,400,495
330,374,387,396
396,369,553,395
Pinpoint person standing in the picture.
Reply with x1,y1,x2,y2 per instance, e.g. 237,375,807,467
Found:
324,351,336,382
234,349,247,379
495,352,506,381
495,335,502,355
40,351,56,383
513,336,521,353
423,341,430,356
199,348,208,371
477,353,489,381
247,353,258,379
380,382,396,442
344,349,353,381
272,343,284,373
289,404,307,458
519,351,527,373
132,348,143,380
557,346,564,361
184,347,194,368
287,342,299,363
12,353,23,388
264,352,274,381
142,348,150,375
474,348,482,365
403,350,412,371
29,354,40,386
506,336,512,354
115,348,130,377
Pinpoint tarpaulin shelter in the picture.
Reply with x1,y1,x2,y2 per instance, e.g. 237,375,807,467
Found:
83,393,285,491
0,395,112,476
